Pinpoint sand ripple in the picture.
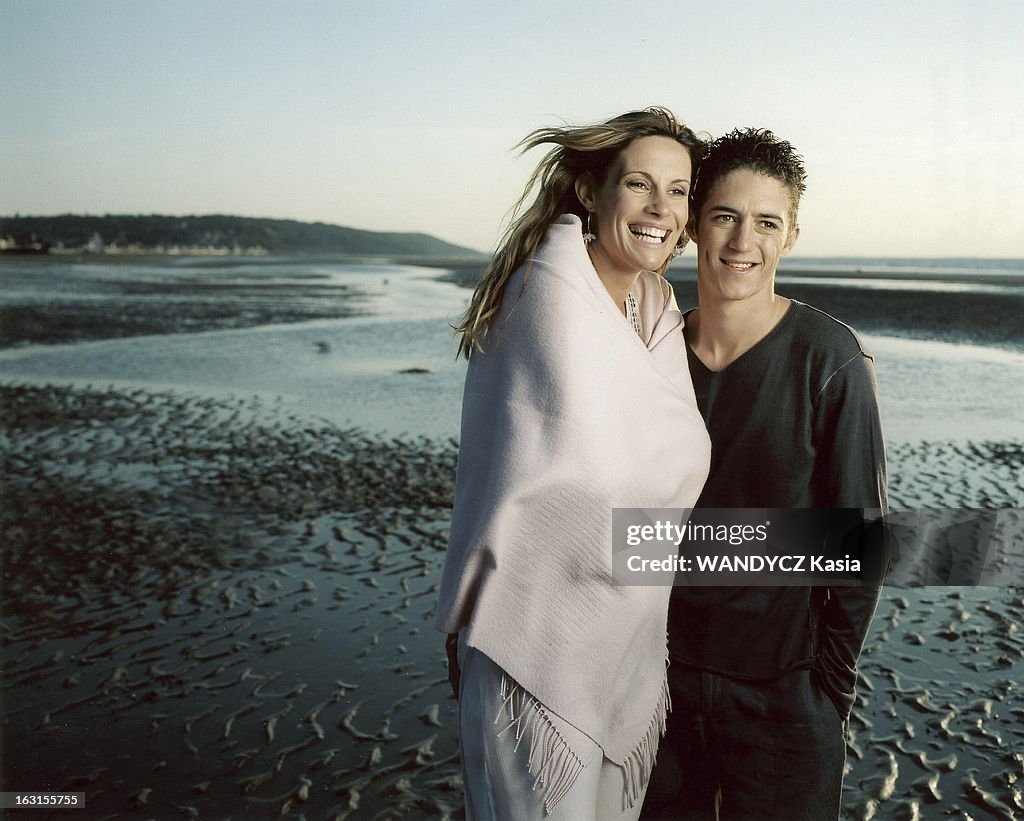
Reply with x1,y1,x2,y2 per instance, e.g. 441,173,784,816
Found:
2,383,1021,819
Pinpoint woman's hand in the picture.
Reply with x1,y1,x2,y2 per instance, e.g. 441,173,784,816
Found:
445,633,461,700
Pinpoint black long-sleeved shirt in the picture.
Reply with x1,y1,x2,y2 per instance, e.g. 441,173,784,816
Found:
667,300,888,719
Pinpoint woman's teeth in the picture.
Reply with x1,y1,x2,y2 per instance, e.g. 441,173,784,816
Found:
629,226,668,244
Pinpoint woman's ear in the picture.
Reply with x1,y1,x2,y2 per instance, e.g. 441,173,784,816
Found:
574,172,597,213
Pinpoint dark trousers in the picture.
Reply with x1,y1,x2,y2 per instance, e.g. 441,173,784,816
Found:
640,666,846,821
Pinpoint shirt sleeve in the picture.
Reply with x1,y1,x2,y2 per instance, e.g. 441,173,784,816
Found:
812,351,887,509
812,351,890,721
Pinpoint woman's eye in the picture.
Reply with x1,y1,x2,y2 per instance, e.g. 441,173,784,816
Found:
627,179,649,191
670,187,688,197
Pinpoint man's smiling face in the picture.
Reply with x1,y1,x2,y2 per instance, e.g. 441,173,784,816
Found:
693,167,799,304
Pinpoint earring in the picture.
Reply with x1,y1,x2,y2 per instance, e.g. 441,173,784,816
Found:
670,233,689,259
583,212,596,245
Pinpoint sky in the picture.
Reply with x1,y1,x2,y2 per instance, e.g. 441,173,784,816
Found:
2,0,1022,258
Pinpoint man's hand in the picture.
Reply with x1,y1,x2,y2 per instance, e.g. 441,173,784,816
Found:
445,633,461,700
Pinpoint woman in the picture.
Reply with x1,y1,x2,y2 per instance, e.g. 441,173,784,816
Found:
436,108,711,820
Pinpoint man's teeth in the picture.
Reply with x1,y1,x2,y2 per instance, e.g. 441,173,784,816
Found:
724,261,755,270
630,226,668,244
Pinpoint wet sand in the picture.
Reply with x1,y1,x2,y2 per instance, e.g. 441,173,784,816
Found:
2,260,1023,818
0,260,370,348
2,383,1022,819
2,385,461,819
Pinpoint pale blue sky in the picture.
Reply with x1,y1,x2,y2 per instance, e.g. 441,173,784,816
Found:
2,0,1022,257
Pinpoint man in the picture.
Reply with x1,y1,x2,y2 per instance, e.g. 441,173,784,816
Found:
642,129,888,820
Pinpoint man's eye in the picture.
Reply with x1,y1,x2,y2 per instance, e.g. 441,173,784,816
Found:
760,221,780,230
627,180,649,191
712,214,734,223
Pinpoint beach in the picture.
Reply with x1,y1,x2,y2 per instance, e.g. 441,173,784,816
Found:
1,256,1023,819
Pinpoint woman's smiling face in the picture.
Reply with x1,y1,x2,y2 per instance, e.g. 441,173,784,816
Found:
579,135,692,278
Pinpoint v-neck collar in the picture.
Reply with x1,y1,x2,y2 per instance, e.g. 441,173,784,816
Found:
683,301,798,375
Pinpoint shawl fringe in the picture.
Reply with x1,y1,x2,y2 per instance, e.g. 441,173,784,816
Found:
496,670,586,813
620,666,671,810
495,665,672,814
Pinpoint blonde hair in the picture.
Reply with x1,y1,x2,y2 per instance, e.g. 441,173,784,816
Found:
454,107,703,359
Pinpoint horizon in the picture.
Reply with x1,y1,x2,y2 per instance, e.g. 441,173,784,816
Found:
4,211,1024,263
2,1,1022,258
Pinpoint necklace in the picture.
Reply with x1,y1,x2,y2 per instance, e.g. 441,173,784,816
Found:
626,293,642,337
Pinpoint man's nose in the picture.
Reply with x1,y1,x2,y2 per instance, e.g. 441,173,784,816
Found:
729,220,754,251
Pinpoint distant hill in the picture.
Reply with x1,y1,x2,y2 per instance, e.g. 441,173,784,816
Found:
0,214,485,258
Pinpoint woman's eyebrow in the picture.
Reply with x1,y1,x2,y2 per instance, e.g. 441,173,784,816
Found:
620,170,691,184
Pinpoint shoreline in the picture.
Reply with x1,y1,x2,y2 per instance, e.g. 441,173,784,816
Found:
2,257,1022,353
666,277,1024,354
429,258,1024,287
437,263,1024,353
0,251,488,269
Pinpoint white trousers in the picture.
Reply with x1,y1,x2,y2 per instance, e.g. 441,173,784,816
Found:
457,635,648,821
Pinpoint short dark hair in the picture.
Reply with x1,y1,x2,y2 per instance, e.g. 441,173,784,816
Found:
691,128,807,228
